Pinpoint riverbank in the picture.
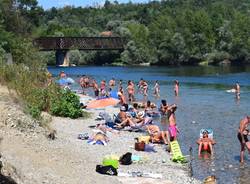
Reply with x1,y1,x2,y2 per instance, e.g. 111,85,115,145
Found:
0,85,201,184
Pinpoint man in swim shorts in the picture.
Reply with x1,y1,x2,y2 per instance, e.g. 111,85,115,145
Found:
196,130,215,157
238,116,250,163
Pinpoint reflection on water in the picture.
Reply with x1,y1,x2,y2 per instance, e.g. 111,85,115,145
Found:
48,65,250,183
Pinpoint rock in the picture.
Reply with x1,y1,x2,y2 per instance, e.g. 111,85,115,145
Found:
47,129,57,140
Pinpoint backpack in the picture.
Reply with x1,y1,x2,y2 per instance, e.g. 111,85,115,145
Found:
119,152,132,165
135,141,145,151
96,165,118,176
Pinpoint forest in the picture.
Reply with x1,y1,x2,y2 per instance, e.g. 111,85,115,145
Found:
0,0,250,66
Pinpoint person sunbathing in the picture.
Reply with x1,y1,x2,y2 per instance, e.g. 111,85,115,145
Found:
196,130,216,157
96,123,119,134
146,124,169,145
88,131,109,146
115,106,135,128
116,111,147,129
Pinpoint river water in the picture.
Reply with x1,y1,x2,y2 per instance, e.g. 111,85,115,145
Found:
48,65,250,184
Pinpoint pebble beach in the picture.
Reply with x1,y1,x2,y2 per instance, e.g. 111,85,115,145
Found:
0,85,201,184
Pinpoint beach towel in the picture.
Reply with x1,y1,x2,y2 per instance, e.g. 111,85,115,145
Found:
87,139,107,146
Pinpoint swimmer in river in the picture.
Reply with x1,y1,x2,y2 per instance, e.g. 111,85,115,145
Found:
237,116,250,163
234,82,240,100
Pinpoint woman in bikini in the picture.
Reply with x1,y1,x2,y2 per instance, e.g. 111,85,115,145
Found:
167,104,179,141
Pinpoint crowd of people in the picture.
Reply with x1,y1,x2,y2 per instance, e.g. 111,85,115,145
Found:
55,71,250,163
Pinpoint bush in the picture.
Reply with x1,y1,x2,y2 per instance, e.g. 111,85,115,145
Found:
49,87,82,119
0,60,82,120
27,105,41,119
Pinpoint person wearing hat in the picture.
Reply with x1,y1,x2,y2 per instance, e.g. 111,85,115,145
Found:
132,111,145,125
196,130,216,157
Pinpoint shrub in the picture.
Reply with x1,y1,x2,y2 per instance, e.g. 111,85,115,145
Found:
0,61,82,120
49,87,82,119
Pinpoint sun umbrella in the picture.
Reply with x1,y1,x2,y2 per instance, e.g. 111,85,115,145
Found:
87,97,119,109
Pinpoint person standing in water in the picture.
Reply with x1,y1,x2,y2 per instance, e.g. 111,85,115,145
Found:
138,78,144,94
237,116,250,163
127,80,135,102
174,80,179,96
235,82,240,100
153,80,160,97
160,99,168,116
142,80,148,96
167,104,179,141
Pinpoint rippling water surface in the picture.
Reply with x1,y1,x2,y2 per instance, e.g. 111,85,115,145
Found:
48,65,250,183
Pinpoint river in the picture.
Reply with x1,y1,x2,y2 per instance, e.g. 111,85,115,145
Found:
48,65,250,184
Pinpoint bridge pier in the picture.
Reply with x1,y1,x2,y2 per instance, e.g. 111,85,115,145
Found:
55,50,70,66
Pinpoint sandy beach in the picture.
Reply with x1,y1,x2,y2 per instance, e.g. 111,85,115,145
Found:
0,85,201,184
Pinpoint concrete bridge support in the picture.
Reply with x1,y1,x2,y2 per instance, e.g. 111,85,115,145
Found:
55,50,70,66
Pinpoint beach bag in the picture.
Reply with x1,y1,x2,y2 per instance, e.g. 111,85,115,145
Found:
119,152,132,165
138,136,150,144
135,141,145,151
96,165,117,176
103,156,119,169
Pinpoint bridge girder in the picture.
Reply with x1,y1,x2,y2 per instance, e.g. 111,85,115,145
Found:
33,37,125,51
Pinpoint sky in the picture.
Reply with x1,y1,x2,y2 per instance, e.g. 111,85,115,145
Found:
38,0,150,10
